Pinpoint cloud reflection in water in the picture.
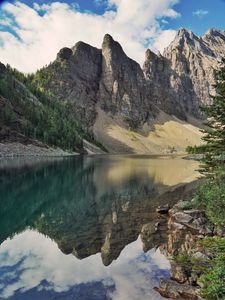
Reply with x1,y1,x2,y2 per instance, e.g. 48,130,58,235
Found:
0,230,170,300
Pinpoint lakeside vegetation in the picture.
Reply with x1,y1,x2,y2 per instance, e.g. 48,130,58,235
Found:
186,60,225,299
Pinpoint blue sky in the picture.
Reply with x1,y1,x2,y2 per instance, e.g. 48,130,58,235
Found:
165,0,225,35
2,0,223,34
0,0,224,72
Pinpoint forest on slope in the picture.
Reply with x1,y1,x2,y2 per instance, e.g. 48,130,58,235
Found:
0,63,103,154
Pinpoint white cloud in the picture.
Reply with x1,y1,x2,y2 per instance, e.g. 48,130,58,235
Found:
152,29,177,54
192,9,209,18
0,0,180,73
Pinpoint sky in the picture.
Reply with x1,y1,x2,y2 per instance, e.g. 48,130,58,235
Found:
0,0,225,73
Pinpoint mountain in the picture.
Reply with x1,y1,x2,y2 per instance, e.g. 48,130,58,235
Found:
1,28,225,155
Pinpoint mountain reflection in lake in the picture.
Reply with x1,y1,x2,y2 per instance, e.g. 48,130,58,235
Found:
0,155,199,300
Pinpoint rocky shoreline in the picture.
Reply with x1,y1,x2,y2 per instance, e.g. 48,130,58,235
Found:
0,142,78,157
0,140,105,157
154,201,224,300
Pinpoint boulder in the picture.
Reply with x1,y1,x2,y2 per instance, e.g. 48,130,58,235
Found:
173,212,193,224
155,279,200,299
156,204,170,214
192,252,209,261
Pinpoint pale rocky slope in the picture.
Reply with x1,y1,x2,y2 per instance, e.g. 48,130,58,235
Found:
94,108,204,154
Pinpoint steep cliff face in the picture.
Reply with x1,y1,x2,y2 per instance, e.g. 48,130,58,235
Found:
143,49,187,120
160,28,224,117
34,42,102,129
99,34,151,127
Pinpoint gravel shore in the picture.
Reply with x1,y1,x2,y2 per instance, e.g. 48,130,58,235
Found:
0,142,78,157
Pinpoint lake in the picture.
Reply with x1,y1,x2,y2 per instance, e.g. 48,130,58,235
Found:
0,155,199,300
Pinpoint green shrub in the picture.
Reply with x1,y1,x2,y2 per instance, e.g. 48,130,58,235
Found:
198,237,225,256
186,145,207,154
196,237,225,300
194,178,225,228
199,253,225,300
173,251,191,266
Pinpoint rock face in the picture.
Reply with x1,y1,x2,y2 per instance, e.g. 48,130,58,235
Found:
144,28,225,119
155,279,199,300
143,48,187,120
162,29,222,117
38,41,102,129
37,28,225,134
99,34,150,127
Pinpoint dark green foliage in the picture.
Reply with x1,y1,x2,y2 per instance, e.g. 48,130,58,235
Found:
200,254,225,300
198,237,225,255
0,66,86,152
0,102,17,126
189,60,225,227
173,251,191,266
173,239,225,300
198,237,225,300
33,61,64,89
2,64,106,152
194,178,225,228
186,145,207,154
199,59,225,178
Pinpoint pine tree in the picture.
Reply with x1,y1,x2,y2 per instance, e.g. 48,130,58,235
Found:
200,59,225,179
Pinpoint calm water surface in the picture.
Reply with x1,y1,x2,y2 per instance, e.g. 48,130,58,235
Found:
0,155,199,300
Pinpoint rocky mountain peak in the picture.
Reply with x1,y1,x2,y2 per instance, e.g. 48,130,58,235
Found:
143,49,166,82
177,27,190,36
57,47,72,61
72,41,99,53
202,29,225,57
0,62,6,74
102,33,114,46
165,27,202,54
102,33,128,64
145,49,158,61
204,28,225,39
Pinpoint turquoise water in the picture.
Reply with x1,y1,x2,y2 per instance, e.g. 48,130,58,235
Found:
0,156,199,299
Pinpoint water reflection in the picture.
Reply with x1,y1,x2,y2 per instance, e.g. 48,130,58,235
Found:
0,230,170,300
0,155,199,299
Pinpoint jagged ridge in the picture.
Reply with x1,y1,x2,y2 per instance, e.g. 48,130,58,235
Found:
35,28,225,127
